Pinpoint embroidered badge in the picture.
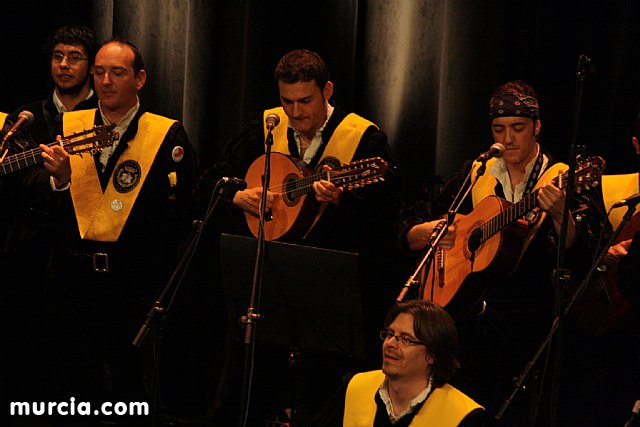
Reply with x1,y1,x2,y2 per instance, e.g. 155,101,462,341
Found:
113,160,142,193
172,146,185,163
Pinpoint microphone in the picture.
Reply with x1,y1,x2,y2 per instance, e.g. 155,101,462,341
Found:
2,110,34,143
612,193,640,209
578,54,596,76
265,113,281,131
477,143,505,162
220,177,248,191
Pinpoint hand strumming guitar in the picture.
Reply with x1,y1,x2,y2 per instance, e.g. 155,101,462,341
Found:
233,187,278,216
604,239,633,268
406,220,457,252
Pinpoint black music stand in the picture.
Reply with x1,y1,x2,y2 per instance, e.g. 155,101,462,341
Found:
218,233,363,424
220,233,363,359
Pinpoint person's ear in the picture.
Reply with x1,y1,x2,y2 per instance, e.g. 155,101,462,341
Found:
323,81,333,101
136,69,147,91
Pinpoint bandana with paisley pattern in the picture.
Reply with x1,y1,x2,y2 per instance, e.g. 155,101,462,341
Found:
489,92,539,119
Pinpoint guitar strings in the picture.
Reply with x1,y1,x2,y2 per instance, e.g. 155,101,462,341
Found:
0,128,110,167
265,169,379,195
478,169,572,242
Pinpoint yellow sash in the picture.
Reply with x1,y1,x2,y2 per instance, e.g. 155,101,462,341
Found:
64,109,175,242
263,106,376,165
470,158,500,208
0,112,7,130
264,107,291,154
471,159,568,208
344,370,482,427
602,173,640,230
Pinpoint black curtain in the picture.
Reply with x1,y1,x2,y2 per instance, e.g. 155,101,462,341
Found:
2,0,639,200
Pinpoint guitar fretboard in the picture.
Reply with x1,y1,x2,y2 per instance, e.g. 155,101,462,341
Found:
284,164,384,199
478,172,565,243
0,143,54,176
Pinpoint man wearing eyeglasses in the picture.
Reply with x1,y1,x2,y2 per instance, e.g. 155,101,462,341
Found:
9,25,99,147
344,300,485,426
0,25,99,414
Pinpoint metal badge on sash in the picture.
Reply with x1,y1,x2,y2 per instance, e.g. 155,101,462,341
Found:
113,160,142,193
172,146,185,163
111,200,124,212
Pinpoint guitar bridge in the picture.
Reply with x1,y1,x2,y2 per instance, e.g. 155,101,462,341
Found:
437,248,445,288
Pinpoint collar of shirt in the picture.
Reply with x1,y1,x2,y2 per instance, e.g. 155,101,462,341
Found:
52,88,94,113
378,376,433,424
97,98,140,171
291,102,334,163
489,144,548,202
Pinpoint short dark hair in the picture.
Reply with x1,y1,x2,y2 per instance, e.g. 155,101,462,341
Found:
47,25,99,66
384,300,460,387
275,49,330,89
100,38,145,75
491,79,539,100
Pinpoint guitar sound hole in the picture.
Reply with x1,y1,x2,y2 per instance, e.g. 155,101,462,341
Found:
468,228,482,253
283,174,300,207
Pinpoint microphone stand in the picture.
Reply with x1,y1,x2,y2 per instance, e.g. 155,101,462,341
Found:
495,54,593,424
496,202,637,421
238,126,274,427
396,157,491,303
131,178,238,426
548,54,591,426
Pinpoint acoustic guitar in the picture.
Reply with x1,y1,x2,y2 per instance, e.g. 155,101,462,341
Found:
420,156,605,314
244,153,388,241
0,124,118,176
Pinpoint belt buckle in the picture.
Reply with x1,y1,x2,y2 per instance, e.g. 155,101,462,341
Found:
92,252,109,273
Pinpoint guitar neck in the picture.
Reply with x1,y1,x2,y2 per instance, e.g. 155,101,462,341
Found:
0,144,50,176
283,166,377,197
284,170,335,199
0,130,105,177
480,170,566,242
481,190,540,240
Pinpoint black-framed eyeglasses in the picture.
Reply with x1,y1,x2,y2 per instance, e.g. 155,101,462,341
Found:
379,329,425,346
52,52,88,65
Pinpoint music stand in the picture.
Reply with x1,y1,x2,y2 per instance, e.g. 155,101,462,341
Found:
220,233,364,359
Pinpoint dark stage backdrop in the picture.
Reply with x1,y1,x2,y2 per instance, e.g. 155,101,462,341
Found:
2,0,639,204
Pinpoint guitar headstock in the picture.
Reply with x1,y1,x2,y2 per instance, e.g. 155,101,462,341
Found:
574,155,605,193
332,157,389,189
63,124,119,156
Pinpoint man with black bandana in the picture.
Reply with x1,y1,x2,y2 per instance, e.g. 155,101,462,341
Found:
400,80,589,425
